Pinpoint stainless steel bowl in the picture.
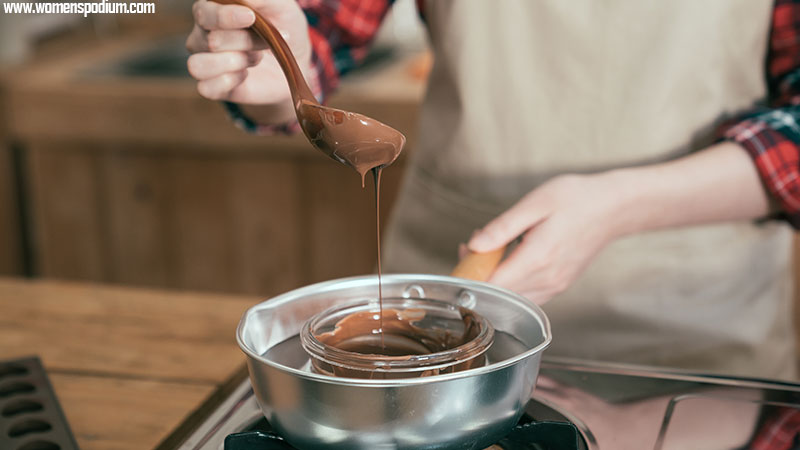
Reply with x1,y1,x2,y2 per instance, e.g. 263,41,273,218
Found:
237,274,551,450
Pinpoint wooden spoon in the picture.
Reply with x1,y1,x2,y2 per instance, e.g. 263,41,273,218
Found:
211,0,405,182
451,247,506,282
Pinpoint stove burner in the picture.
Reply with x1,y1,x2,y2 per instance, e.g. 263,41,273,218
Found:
223,401,585,450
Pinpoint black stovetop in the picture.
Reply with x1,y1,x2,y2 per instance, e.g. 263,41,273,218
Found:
225,413,583,450
166,357,800,450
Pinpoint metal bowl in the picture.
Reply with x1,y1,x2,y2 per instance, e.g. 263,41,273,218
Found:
237,274,551,450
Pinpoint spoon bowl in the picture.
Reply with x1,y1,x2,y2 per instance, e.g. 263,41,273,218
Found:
297,101,405,181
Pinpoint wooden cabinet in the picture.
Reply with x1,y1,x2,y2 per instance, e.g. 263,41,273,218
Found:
2,30,423,296
0,142,23,276
0,81,23,276
24,141,407,296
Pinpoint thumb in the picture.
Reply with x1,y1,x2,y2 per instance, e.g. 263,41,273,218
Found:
468,194,548,252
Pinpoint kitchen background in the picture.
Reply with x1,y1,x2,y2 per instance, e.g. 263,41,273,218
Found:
0,0,427,290
0,1,799,359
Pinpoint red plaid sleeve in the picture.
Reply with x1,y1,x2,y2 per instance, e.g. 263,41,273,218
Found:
748,407,800,450
720,0,800,228
299,0,394,100
226,0,393,135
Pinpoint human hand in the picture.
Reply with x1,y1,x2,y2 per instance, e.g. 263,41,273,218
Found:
467,174,626,304
186,0,311,104
466,142,774,304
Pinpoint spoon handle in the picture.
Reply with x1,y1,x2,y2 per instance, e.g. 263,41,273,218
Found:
210,0,318,106
450,246,506,282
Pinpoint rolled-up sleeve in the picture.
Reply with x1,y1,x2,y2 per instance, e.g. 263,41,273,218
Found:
301,0,394,100
719,0,800,228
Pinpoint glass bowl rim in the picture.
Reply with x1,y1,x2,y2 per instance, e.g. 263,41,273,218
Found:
300,297,495,372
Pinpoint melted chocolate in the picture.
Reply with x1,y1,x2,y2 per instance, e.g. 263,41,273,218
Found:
373,168,384,347
310,306,489,379
298,102,405,186
315,307,482,357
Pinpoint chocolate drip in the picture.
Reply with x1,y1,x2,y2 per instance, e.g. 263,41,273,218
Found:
373,168,384,348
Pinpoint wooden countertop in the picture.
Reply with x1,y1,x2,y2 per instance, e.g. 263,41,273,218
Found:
0,277,259,449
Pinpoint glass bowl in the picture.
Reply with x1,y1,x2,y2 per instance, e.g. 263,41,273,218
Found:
300,297,494,379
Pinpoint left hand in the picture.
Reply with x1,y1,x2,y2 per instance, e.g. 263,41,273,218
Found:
467,174,625,304
467,142,774,304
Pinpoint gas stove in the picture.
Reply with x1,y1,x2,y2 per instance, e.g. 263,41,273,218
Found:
161,357,800,450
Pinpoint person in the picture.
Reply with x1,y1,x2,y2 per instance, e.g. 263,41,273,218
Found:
186,0,800,381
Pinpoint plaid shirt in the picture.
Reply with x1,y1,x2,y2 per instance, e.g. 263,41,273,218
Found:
720,0,800,228
749,407,800,450
299,0,397,97
229,0,800,229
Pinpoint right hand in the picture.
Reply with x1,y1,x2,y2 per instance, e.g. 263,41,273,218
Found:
186,0,311,104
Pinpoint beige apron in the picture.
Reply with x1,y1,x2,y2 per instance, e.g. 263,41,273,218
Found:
383,0,797,380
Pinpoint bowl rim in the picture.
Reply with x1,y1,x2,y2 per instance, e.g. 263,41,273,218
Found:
236,274,552,387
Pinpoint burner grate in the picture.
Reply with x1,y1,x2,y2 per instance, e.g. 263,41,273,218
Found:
224,415,582,450
0,356,78,450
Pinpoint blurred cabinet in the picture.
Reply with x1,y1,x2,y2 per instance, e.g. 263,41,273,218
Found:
24,142,407,296
0,142,23,276
0,81,23,276
2,30,423,296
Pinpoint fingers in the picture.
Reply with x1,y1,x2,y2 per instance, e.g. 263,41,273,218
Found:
188,51,262,80
188,29,268,54
187,1,266,54
468,191,549,253
211,29,267,51
487,219,602,305
186,0,264,93
489,234,555,289
193,0,255,31
185,25,207,53
196,70,248,100
458,243,469,260
470,175,608,305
